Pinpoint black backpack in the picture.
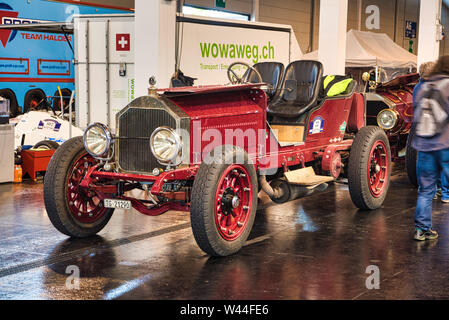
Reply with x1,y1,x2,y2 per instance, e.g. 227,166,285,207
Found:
415,81,449,139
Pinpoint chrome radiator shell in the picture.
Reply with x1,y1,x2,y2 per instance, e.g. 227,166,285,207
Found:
115,96,190,173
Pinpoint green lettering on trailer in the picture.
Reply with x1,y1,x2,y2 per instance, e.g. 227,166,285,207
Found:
200,43,211,57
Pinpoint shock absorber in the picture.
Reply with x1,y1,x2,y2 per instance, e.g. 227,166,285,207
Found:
117,181,125,196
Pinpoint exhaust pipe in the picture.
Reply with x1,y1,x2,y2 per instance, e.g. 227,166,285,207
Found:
258,175,284,200
259,175,329,203
289,183,329,200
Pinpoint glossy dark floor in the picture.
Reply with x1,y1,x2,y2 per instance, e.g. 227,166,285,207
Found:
1,165,449,300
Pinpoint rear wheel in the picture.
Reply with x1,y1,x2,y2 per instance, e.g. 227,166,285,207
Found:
348,126,391,210
0,89,19,117
24,89,46,113
44,136,114,237
190,146,258,256
52,88,73,113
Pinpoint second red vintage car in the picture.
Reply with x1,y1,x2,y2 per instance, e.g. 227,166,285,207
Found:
364,71,420,186
43,61,392,256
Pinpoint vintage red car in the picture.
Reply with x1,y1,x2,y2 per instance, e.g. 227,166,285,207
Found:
44,61,392,257
363,71,420,186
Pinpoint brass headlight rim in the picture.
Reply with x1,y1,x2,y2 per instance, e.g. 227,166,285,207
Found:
150,126,183,166
83,122,113,158
377,109,399,131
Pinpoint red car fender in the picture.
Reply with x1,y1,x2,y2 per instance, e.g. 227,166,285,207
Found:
347,93,365,132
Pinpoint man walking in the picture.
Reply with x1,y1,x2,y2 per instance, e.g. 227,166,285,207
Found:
412,56,449,241
413,62,449,202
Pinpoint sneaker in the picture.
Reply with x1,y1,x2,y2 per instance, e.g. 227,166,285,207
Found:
434,189,442,199
442,198,449,203
414,229,439,241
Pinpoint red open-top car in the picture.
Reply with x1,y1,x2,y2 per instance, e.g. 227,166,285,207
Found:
44,61,392,256
364,71,420,186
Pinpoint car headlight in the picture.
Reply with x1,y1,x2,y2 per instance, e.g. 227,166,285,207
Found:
377,109,398,130
83,123,112,157
150,126,183,165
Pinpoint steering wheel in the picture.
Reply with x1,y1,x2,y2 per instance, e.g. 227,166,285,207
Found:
390,71,406,80
227,62,263,85
368,67,389,84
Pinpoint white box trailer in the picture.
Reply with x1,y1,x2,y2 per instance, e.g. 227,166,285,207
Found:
74,14,135,130
74,13,303,130
175,15,302,86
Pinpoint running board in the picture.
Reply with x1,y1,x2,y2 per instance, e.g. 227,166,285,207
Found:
284,167,335,186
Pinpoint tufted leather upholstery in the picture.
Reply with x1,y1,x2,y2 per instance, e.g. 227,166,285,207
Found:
245,62,284,102
268,60,323,118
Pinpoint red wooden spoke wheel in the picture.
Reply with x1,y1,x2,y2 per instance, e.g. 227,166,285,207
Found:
190,146,258,257
66,153,108,224
44,136,114,238
348,126,391,210
214,165,253,241
368,141,389,198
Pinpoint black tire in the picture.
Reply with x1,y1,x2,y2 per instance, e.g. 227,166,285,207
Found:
34,140,59,150
190,146,258,257
348,126,391,210
24,89,46,113
405,132,418,188
52,88,73,113
44,136,114,237
0,88,19,117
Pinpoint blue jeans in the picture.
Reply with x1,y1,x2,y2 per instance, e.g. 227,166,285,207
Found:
441,171,449,200
415,149,449,230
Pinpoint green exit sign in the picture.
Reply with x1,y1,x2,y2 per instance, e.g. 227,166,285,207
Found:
216,0,226,8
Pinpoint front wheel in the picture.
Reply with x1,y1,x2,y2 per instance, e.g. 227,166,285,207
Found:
24,89,46,113
348,126,391,210
44,136,114,237
190,146,258,257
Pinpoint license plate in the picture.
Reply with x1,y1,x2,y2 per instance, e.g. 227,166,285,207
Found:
104,199,132,210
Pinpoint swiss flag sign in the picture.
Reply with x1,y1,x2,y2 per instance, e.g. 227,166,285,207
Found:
116,34,130,51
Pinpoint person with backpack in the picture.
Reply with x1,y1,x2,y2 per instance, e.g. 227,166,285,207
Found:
414,62,436,105
412,56,449,241
413,61,449,202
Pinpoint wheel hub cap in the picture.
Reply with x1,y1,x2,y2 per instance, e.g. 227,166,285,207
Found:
220,188,237,216
375,164,381,174
231,196,240,209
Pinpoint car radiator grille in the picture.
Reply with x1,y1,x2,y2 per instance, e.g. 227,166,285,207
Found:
118,108,176,173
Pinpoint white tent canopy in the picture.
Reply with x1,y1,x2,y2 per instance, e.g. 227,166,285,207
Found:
303,29,417,68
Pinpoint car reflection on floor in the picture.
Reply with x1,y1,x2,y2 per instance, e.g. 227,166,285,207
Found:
0,164,448,299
